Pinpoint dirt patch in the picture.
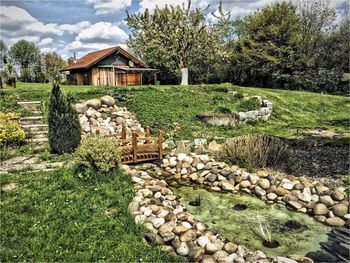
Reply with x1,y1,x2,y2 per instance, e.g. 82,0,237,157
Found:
279,138,349,178
1,183,17,191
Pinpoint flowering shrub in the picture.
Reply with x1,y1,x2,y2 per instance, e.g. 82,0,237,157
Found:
74,137,121,174
0,112,20,121
0,120,26,145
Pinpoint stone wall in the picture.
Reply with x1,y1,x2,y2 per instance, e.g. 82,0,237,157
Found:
197,96,273,127
76,95,143,138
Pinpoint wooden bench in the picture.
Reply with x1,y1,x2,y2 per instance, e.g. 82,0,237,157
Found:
97,126,163,164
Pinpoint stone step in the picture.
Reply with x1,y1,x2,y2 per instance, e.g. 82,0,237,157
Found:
18,101,42,112
22,124,48,132
25,137,48,144
20,116,44,125
27,130,48,139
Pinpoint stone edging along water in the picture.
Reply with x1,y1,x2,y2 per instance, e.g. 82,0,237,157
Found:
197,96,273,127
124,152,349,263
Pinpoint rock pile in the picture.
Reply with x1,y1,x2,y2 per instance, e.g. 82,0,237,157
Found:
126,166,269,263
75,96,143,138
160,153,349,228
197,96,272,127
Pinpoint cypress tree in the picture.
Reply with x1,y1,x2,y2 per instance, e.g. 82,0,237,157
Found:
48,84,81,154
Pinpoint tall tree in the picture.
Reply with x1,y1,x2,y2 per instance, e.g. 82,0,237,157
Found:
9,40,42,82
43,52,66,82
126,0,211,85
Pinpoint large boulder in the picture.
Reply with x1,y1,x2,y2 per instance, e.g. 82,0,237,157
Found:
100,95,115,106
86,99,102,110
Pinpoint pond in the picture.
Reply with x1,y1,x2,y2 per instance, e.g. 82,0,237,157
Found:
173,186,331,258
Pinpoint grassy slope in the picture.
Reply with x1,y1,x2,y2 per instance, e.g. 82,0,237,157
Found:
0,169,182,262
1,82,349,140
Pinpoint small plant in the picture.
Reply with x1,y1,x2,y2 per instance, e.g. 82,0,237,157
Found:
233,92,244,99
74,137,121,174
253,219,272,243
224,134,290,169
0,120,26,145
189,195,201,206
48,84,81,154
41,149,52,161
237,97,261,112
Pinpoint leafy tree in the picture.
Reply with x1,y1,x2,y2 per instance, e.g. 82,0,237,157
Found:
126,0,213,85
48,84,81,154
9,40,42,82
43,52,66,82
67,57,75,65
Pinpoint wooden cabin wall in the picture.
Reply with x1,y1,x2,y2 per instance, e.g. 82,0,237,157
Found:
127,73,141,85
92,67,115,86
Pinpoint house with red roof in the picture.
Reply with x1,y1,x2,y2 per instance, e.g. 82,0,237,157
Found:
63,45,156,86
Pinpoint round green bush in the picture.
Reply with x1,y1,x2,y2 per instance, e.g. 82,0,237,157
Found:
74,137,121,173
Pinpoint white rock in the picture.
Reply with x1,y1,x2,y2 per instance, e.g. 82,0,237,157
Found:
282,182,294,190
176,242,189,256
197,235,211,248
178,153,187,161
151,217,165,228
197,163,205,170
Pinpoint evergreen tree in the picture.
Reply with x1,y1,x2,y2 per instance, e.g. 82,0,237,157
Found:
48,84,81,154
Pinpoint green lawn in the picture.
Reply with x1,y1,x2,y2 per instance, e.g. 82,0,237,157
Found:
1,82,349,141
0,169,182,262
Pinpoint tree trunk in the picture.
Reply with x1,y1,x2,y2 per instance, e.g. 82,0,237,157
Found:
180,67,189,85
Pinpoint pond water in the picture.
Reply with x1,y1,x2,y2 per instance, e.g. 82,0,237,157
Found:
173,186,331,258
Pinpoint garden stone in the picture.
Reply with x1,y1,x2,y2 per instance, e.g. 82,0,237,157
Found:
275,187,289,196
234,257,245,263
258,178,270,190
319,195,334,207
75,103,87,114
331,189,345,201
206,173,217,182
197,163,205,170
315,185,330,195
288,201,303,210
180,230,197,242
314,215,326,223
267,193,277,201
197,235,210,248
275,257,298,263
176,242,189,256
298,188,312,203
86,99,102,109
224,242,238,253
202,257,216,263
282,182,294,190
222,182,235,191
240,180,251,188
254,186,266,196
200,155,210,163
313,203,328,215
206,242,222,254
188,247,205,262
100,95,115,106
248,174,259,184
214,250,229,258
151,217,165,228
177,153,187,161
325,217,346,227
145,233,164,245
332,203,348,217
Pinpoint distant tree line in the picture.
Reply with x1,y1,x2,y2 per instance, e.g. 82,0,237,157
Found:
0,39,68,85
126,0,349,94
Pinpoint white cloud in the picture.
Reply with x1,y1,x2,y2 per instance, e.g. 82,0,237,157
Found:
86,0,132,15
38,37,53,46
59,21,92,34
63,22,128,58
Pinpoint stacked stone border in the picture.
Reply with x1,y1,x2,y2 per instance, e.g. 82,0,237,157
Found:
126,152,349,263
197,96,272,127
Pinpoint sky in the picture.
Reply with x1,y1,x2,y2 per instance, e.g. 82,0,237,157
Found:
0,0,348,59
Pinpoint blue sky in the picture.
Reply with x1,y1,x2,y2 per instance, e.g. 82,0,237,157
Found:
1,0,348,59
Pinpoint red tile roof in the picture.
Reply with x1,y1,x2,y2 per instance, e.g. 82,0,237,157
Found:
63,46,148,71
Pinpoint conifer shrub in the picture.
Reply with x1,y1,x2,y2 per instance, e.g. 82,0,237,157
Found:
48,84,81,154
74,137,121,174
